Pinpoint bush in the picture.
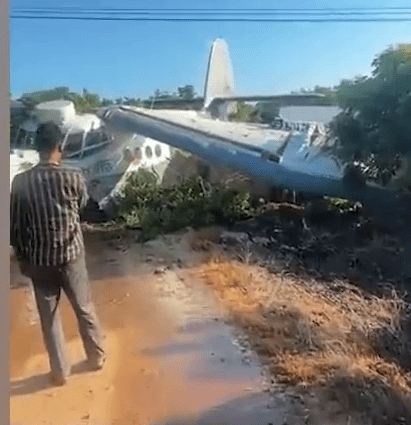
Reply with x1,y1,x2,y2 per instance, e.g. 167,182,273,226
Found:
19,161,34,171
115,168,255,239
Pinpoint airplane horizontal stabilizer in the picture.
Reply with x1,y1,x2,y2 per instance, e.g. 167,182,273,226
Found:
212,93,325,103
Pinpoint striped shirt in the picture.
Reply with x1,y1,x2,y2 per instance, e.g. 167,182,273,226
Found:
10,162,89,267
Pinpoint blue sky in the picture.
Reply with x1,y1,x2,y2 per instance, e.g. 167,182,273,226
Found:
9,0,411,100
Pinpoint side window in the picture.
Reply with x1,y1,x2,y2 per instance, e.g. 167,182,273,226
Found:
85,130,102,148
145,146,153,159
155,144,162,157
64,132,84,159
26,132,36,148
10,125,19,145
15,129,27,147
82,144,109,158
82,130,111,158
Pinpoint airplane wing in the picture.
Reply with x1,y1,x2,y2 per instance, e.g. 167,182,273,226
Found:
99,105,398,221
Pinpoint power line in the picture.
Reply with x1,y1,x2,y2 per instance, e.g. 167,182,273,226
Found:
11,9,411,16
9,15,411,22
12,7,411,11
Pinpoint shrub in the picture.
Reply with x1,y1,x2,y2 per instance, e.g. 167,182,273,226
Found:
115,168,255,239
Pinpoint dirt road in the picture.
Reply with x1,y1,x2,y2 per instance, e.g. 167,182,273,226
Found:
10,229,292,425
11,225,411,425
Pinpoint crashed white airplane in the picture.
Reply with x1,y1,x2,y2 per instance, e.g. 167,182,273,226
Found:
10,99,173,203
10,38,399,220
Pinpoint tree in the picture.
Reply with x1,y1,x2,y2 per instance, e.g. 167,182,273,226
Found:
330,43,411,185
21,87,69,104
83,93,100,108
228,102,258,123
152,90,175,100
290,86,338,106
123,97,141,107
101,98,114,107
177,85,196,100
19,87,105,114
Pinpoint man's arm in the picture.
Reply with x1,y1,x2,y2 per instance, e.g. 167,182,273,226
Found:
76,172,90,212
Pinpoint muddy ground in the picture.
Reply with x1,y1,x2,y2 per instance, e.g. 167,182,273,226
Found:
9,200,411,424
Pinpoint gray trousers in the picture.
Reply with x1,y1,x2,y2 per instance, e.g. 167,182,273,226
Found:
26,253,105,379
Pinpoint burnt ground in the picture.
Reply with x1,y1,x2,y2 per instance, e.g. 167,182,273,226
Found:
176,198,411,425
219,199,411,301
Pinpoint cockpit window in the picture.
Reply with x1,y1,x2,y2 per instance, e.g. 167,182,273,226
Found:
82,129,111,159
10,125,19,144
26,132,36,147
85,130,102,147
64,132,84,159
12,129,36,148
82,144,110,158
15,129,27,147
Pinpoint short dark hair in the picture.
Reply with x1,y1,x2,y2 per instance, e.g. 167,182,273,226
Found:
35,121,64,153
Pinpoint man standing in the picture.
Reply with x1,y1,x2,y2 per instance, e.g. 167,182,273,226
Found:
10,122,106,386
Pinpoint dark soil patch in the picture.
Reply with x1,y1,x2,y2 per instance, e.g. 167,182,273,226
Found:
217,200,411,302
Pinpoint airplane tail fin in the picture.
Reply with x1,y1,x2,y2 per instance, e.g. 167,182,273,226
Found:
203,38,236,116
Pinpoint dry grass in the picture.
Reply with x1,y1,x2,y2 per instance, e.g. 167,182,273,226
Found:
199,256,411,396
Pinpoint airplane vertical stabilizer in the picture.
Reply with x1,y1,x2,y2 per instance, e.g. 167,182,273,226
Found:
203,39,236,119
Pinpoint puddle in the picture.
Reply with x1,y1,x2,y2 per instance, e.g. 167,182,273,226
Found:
153,393,286,425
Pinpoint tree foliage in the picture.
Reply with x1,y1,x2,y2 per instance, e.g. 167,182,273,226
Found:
228,102,259,123
291,86,338,106
20,87,102,113
177,85,196,100
330,43,411,183
152,89,176,100
17,83,201,117
149,85,197,101
65,92,101,113
311,85,339,106
117,169,255,239
20,87,70,106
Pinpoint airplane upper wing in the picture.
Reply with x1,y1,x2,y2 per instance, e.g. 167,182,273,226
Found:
100,106,291,153
99,104,398,220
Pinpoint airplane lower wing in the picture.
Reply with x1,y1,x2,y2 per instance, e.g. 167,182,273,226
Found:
99,105,400,222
